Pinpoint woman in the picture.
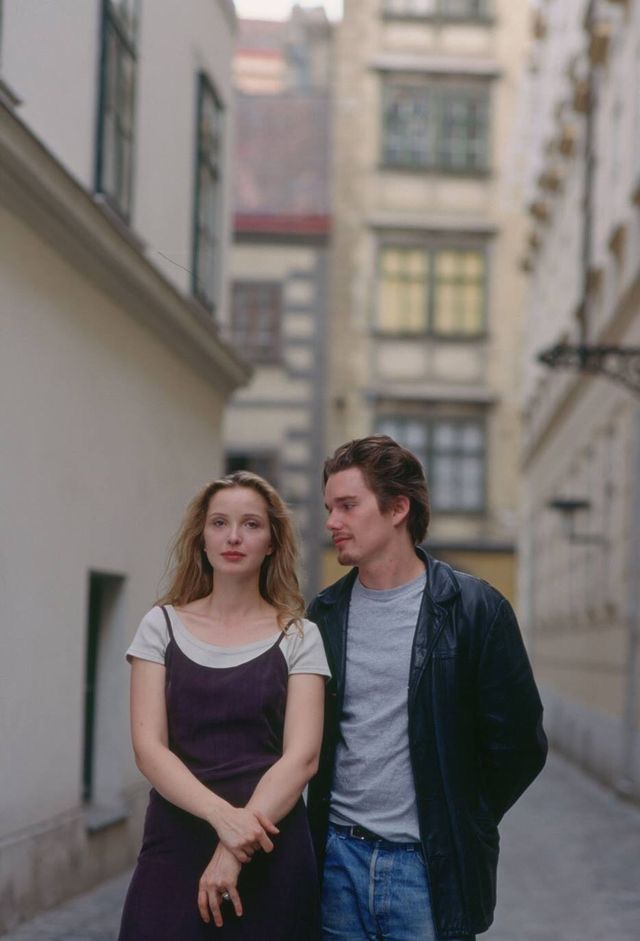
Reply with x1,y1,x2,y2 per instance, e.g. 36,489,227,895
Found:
118,471,329,939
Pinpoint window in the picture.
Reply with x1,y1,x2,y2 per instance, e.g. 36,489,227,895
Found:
226,451,279,489
377,245,486,336
96,0,140,219
384,0,437,17
383,82,490,173
383,0,491,20
231,282,282,364
193,73,224,312
376,416,486,512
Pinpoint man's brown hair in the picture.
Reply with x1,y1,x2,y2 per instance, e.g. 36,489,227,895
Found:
323,435,430,544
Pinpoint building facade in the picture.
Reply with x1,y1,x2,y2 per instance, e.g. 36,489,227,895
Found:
224,11,332,596
520,0,640,799
0,1,248,931
326,0,530,595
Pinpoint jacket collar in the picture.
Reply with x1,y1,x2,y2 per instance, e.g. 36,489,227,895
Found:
315,545,461,607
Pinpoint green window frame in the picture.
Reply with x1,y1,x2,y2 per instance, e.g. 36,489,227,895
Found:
192,72,224,313
95,0,140,220
382,0,492,21
376,416,487,512
231,281,282,365
382,81,490,173
376,245,487,337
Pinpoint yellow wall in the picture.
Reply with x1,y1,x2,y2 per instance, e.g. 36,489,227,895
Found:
320,546,516,605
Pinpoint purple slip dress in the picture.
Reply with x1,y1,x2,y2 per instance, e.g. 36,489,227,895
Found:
118,607,319,940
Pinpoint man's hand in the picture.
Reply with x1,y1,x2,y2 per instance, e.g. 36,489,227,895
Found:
198,844,243,927
209,803,279,862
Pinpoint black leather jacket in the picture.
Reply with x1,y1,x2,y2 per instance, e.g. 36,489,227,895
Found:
306,549,547,939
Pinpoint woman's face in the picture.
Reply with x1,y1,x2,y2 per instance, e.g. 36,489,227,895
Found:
203,486,273,577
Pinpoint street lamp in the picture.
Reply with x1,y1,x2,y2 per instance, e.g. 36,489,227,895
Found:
537,343,640,397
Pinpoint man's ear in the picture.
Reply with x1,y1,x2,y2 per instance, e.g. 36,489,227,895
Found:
391,495,411,528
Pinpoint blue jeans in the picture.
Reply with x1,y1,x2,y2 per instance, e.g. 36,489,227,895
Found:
321,825,474,941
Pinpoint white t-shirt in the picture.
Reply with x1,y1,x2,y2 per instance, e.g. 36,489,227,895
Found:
127,604,331,678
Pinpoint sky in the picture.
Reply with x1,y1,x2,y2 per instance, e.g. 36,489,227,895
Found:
234,0,343,21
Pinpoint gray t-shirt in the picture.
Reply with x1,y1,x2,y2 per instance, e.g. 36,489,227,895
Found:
329,572,426,842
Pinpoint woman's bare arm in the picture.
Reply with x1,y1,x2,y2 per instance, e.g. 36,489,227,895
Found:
130,658,278,862
246,672,325,822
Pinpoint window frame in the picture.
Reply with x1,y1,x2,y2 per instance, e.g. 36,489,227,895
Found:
192,71,224,314
374,241,489,339
95,0,140,222
381,78,491,175
375,414,487,514
230,280,283,365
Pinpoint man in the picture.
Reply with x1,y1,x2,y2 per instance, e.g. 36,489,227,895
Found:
306,436,547,941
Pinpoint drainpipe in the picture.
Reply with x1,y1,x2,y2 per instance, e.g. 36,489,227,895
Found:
579,0,597,348
617,406,640,798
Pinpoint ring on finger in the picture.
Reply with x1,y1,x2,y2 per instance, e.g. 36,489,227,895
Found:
221,891,231,901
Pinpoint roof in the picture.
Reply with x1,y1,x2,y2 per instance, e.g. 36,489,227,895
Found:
233,91,331,235
235,19,287,55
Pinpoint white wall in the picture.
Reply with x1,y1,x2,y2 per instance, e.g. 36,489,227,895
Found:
0,205,225,837
2,0,101,186
2,0,236,313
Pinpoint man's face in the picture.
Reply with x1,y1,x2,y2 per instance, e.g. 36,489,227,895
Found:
324,467,397,568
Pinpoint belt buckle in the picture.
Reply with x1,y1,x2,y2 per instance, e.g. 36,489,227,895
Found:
351,824,374,841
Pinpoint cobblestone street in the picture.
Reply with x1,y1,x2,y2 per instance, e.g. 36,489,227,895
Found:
3,752,639,940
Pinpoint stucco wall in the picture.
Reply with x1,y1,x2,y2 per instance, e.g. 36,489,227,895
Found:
0,204,228,928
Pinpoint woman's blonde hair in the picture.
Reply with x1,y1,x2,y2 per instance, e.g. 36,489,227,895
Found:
158,471,305,631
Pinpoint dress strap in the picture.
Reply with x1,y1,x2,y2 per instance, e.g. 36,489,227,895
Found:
160,605,175,643
274,630,287,649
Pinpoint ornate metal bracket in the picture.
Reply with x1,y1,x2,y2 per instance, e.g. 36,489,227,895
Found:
546,497,608,546
537,344,640,396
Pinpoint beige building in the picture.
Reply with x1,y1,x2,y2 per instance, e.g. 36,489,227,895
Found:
224,12,332,596
327,0,530,596
520,0,640,799
0,0,248,931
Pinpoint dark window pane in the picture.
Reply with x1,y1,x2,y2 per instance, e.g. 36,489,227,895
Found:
382,82,490,173
97,6,137,218
193,75,223,312
226,452,279,488
383,85,435,168
231,282,282,364
376,416,486,512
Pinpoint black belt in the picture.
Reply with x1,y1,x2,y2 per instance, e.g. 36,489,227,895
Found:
333,823,383,842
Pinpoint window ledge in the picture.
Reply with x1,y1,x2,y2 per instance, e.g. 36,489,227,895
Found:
93,192,146,253
382,14,495,27
372,330,488,342
85,802,129,834
379,162,491,179
430,507,487,517
0,76,22,110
